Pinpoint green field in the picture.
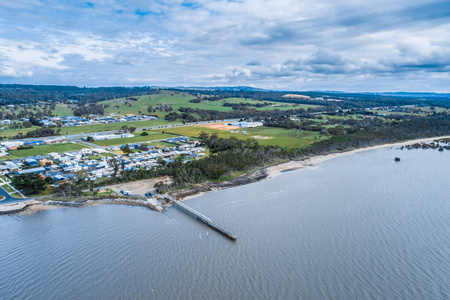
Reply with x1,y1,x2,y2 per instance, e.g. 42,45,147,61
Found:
100,92,320,117
0,125,43,139
60,119,177,135
4,103,75,117
1,184,15,193
91,131,176,146
1,142,90,160
10,192,25,198
157,125,328,149
147,141,177,149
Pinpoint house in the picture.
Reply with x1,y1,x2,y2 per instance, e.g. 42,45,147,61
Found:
16,167,46,175
43,137,67,144
106,146,120,151
80,148,92,156
96,187,107,193
48,152,61,160
24,140,44,147
39,158,53,166
24,158,38,166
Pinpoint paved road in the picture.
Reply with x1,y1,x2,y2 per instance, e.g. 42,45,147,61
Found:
0,188,32,204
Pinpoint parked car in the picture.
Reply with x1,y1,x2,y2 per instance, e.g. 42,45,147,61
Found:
120,190,132,196
145,192,152,197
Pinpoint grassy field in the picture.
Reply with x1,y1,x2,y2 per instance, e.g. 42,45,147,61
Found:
91,131,176,146
1,184,15,193
1,142,90,160
10,192,25,198
0,125,43,139
157,124,328,149
60,119,177,135
147,141,177,148
100,92,320,117
4,103,75,117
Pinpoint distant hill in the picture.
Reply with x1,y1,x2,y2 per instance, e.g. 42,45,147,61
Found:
373,92,450,99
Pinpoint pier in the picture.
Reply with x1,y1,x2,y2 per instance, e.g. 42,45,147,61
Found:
164,195,237,241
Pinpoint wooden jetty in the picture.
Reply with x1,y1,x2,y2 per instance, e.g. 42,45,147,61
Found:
164,195,237,241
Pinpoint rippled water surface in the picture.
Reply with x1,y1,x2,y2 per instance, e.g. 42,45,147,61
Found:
1,148,449,299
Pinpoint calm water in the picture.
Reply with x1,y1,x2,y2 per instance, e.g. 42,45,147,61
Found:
1,148,449,300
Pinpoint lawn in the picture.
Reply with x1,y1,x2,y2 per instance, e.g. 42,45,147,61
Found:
147,141,176,149
1,142,89,160
158,124,329,149
99,152,116,157
1,184,15,193
89,155,103,159
10,192,25,198
91,131,177,146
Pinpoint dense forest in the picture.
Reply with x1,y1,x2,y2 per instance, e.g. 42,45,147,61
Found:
1,84,449,109
0,84,158,105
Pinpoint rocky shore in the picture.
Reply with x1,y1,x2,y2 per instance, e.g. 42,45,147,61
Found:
169,169,268,201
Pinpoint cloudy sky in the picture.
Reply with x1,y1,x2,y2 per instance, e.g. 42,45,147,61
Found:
1,0,449,92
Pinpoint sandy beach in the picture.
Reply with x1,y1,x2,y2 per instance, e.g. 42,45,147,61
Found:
265,135,450,178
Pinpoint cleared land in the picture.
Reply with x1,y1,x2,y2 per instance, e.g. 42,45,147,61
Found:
156,123,328,149
106,176,172,197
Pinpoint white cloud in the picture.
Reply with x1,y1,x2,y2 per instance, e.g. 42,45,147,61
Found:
0,0,449,91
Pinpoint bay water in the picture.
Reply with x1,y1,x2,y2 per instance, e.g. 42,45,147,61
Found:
1,147,449,299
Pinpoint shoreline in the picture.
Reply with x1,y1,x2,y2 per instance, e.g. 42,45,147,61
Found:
265,135,450,178
2,135,450,215
172,135,450,201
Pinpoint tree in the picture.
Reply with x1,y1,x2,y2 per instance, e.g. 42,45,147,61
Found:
53,183,82,197
11,173,47,195
111,158,120,177
86,136,94,142
157,157,166,166
122,144,132,155
23,121,32,128
140,131,149,136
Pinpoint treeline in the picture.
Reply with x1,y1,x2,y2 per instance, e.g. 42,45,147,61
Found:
0,84,158,106
13,127,60,139
170,88,450,110
73,103,105,116
168,107,323,123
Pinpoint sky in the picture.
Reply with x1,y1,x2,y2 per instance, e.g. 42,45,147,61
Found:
0,0,450,92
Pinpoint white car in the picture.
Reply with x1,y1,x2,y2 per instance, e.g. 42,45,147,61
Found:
120,190,132,196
